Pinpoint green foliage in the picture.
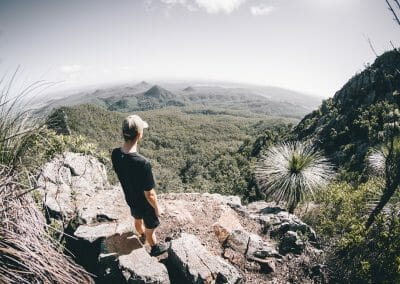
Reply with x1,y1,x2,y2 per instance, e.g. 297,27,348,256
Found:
20,127,110,179
303,180,383,239
46,219,65,251
302,179,400,283
332,213,400,284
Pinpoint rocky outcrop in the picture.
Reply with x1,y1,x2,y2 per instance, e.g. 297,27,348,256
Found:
35,152,134,241
36,153,325,284
244,201,318,245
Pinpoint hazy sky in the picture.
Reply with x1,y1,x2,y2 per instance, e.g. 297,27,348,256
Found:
0,0,399,98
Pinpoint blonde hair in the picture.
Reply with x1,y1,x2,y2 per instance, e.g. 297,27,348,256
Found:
122,115,148,141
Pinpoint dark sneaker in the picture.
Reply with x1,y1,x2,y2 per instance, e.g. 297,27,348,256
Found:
139,234,146,244
150,243,168,257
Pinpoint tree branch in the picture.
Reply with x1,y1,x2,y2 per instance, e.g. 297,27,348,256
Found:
386,0,400,26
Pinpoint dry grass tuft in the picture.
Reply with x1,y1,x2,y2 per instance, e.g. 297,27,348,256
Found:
0,71,93,283
0,166,94,284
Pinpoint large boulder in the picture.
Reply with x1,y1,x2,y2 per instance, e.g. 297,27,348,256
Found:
168,233,243,284
119,248,170,284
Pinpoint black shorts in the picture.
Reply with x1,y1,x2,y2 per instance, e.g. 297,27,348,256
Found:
130,207,160,229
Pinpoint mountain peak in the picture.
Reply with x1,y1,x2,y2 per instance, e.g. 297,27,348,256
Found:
183,86,195,92
144,85,175,100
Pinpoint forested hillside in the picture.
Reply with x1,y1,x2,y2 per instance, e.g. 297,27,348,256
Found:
294,50,400,177
47,104,295,198
292,49,400,283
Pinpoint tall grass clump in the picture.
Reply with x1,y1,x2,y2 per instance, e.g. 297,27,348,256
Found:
0,71,93,283
255,141,334,213
0,69,54,169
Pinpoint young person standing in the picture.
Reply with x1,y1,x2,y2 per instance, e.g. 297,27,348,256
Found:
111,115,168,257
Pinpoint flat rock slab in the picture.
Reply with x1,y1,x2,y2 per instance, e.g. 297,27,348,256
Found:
119,247,170,284
74,217,134,243
169,233,243,284
78,187,132,224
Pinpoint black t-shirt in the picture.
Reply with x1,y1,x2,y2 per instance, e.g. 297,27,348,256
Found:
111,148,155,213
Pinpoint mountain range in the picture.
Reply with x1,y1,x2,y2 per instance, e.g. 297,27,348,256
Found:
38,81,322,118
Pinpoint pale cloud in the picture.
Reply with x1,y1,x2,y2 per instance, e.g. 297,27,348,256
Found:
59,64,82,74
195,0,246,14
250,4,274,16
160,0,246,14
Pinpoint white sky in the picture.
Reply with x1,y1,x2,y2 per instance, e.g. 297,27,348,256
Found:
0,0,399,98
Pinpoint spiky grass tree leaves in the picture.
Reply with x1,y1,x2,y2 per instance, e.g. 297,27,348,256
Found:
255,142,334,213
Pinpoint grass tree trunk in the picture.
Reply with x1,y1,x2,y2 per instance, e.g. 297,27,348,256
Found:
288,186,301,214
366,184,397,228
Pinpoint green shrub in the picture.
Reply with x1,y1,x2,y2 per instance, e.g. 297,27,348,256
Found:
331,213,400,284
302,180,383,239
301,179,400,283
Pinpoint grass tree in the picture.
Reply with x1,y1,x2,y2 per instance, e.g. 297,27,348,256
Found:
255,141,334,213
365,90,400,228
366,137,400,228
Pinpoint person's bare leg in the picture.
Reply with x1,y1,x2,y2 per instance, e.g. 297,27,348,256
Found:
134,218,145,235
145,228,157,247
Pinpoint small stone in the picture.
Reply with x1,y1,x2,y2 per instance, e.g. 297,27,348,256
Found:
223,248,246,266
226,230,251,254
213,208,243,243
244,261,261,272
279,231,305,255
246,256,276,274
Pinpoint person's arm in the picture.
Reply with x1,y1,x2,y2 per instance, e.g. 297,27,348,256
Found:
142,161,162,216
144,189,162,217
